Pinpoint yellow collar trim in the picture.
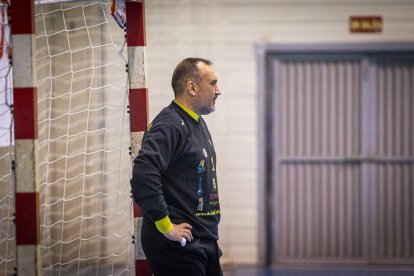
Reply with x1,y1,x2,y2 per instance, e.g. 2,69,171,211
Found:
174,100,200,121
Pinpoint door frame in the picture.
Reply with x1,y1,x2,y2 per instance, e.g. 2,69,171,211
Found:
255,43,414,266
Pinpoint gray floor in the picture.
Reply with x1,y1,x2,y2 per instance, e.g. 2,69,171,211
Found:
232,267,414,276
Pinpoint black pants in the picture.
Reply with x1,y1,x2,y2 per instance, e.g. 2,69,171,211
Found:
141,219,223,276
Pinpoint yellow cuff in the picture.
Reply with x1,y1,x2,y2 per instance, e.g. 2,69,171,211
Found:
155,216,174,234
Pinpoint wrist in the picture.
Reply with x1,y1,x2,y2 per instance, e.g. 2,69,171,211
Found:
155,216,174,234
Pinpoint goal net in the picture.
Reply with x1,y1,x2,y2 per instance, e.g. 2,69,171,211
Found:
35,0,134,274
0,1,14,274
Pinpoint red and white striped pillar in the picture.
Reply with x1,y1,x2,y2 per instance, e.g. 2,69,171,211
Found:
125,1,151,275
10,0,40,275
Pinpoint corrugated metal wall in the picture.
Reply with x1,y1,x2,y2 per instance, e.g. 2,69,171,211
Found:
371,58,414,263
274,57,364,263
145,0,414,265
268,54,414,265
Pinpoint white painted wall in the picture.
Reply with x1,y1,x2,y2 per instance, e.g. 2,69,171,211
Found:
144,0,414,265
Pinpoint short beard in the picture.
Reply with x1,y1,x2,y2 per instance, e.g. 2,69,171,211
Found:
199,106,215,115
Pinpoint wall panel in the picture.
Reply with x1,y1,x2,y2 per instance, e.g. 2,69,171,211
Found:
370,58,414,263
273,58,364,263
264,51,414,266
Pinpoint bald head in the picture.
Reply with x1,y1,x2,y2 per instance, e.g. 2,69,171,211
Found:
171,57,212,97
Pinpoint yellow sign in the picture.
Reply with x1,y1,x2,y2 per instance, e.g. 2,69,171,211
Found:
349,16,382,33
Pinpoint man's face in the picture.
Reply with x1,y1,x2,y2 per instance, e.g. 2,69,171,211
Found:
194,63,220,115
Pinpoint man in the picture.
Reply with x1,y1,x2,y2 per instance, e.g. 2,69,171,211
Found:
130,57,222,276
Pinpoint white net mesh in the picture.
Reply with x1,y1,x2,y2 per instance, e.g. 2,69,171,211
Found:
35,0,134,274
0,1,15,274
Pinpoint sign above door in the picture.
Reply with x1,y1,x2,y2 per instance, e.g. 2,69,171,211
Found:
349,16,383,33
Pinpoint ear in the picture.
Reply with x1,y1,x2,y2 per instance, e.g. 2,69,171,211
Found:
186,81,197,96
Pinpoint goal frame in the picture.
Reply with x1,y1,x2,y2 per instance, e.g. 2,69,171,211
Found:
9,0,150,275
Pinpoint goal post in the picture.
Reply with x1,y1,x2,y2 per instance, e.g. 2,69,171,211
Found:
1,0,151,275
10,0,40,275
124,1,151,275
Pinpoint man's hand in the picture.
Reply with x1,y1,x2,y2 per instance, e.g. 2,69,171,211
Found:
164,223,193,243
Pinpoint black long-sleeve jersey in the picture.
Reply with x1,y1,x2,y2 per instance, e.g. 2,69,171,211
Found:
130,101,220,240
